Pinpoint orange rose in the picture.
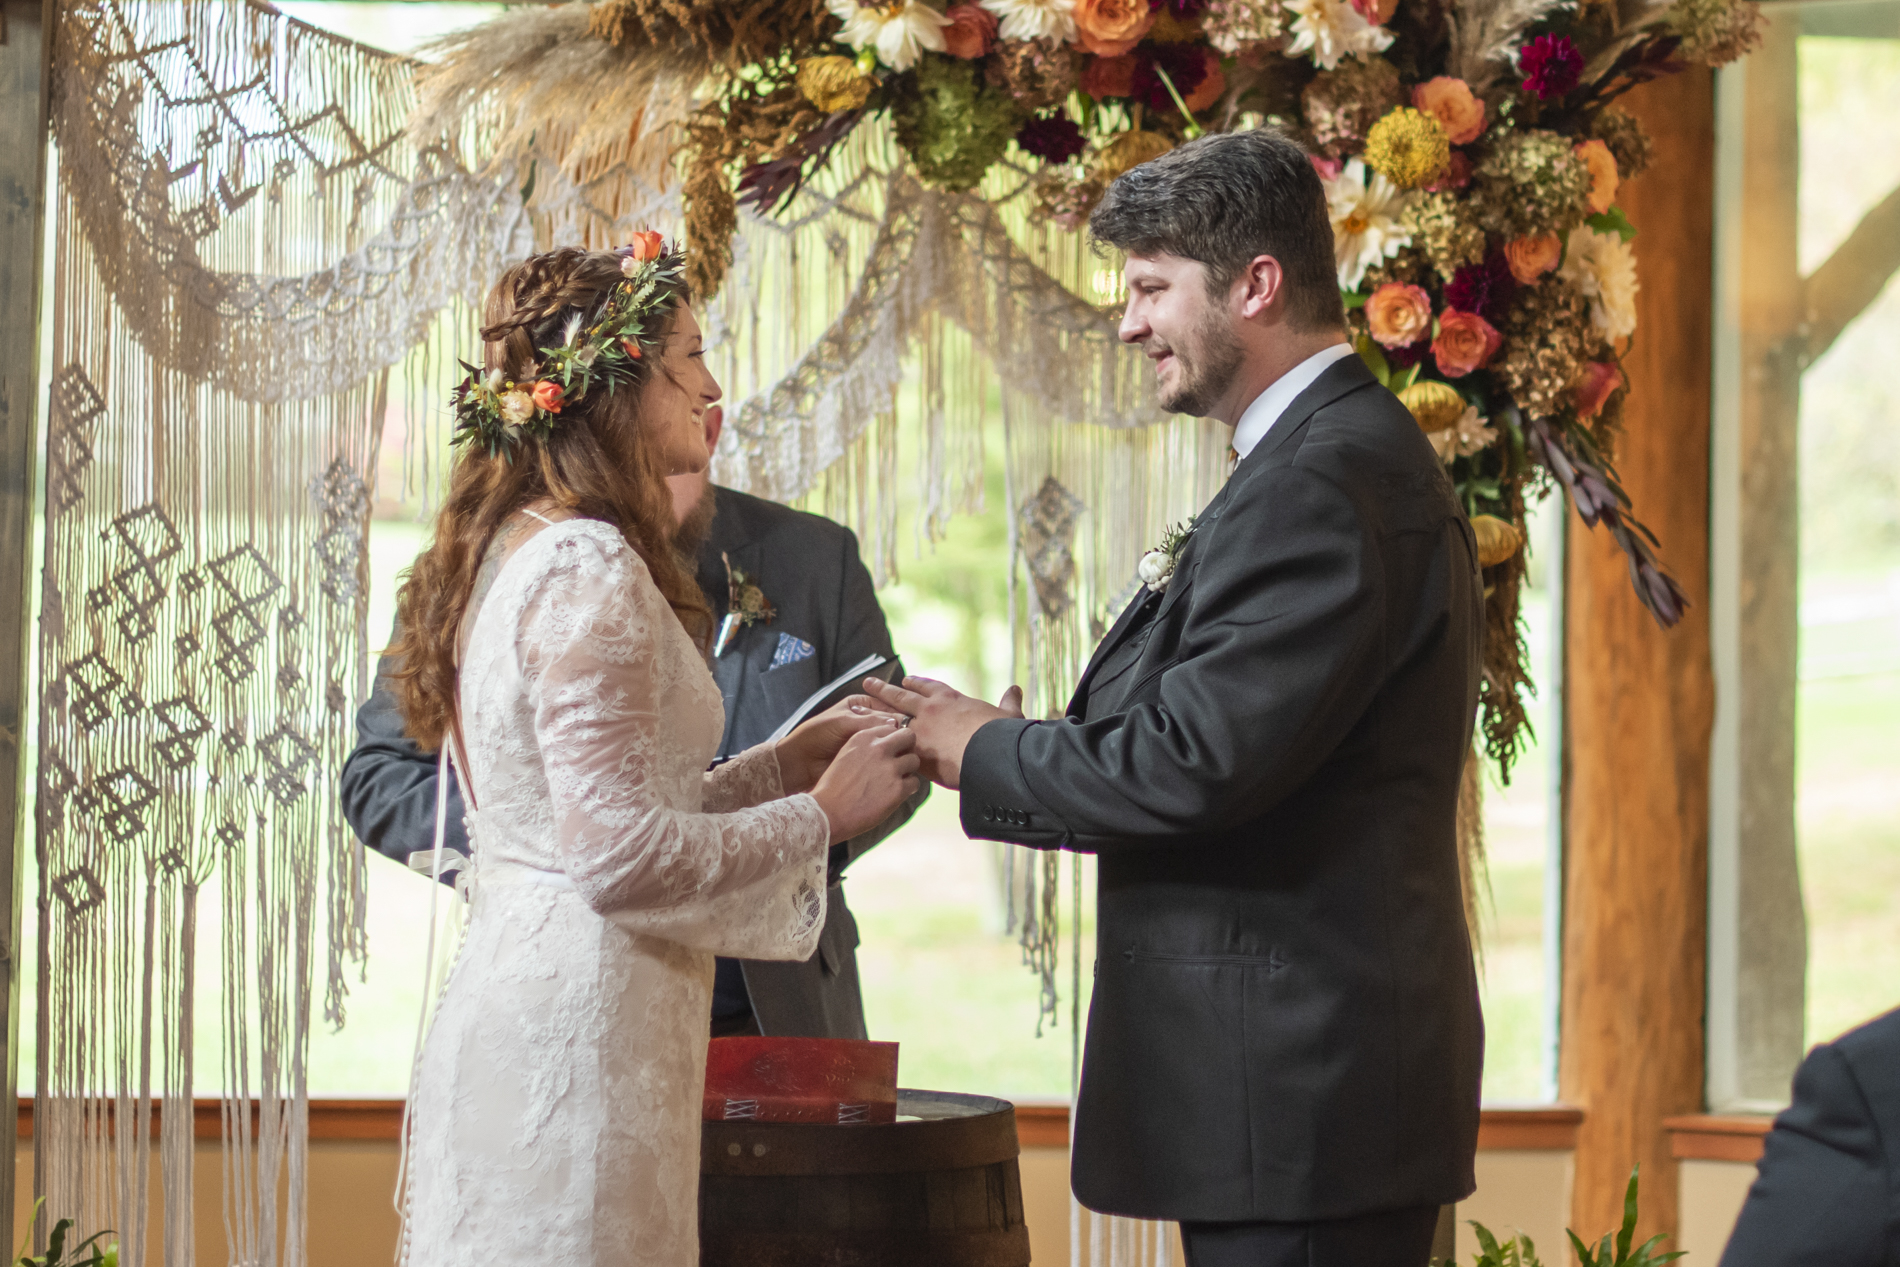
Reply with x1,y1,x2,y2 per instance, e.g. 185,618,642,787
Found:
942,3,997,58
1574,139,1619,214
1081,53,1138,99
1432,310,1504,377
1575,361,1624,419
1074,0,1156,57
1182,49,1226,112
1503,233,1562,284
620,338,644,360
627,230,665,262
1411,77,1486,146
530,380,565,414
1365,283,1433,348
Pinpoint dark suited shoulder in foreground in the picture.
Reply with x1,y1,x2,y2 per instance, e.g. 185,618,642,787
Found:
959,353,1485,1223
1718,1005,1900,1267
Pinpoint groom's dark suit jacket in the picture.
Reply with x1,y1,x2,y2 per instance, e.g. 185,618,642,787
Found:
340,485,925,1040
960,354,1485,1223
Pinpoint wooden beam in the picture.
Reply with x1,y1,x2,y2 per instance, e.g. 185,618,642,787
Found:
0,0,52,1253
1559,67,1717,1248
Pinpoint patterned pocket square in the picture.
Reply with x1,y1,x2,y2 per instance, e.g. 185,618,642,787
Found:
770,633,816,670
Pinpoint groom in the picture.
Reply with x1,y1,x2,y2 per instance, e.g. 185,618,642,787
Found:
867,130,1483,1266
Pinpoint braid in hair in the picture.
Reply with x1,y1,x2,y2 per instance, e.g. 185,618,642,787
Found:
388,246,711,751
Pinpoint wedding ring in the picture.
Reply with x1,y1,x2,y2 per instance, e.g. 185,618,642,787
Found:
894,715,912,729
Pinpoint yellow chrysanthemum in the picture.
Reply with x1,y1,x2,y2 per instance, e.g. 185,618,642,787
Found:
796,56,877,113
1364,107,1451,190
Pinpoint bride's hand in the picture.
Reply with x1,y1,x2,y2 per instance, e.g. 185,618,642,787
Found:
809,724,920,845
774,697,906,794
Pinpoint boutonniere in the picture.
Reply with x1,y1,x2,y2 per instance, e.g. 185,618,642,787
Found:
714,552,777,658
1136,517,1197,594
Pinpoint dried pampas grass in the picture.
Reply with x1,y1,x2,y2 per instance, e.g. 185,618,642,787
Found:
407,2,709,195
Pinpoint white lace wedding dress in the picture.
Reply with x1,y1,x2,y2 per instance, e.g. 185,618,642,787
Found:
402,518,831,1266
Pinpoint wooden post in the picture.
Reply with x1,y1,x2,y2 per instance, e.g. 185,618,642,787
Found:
0,0,52,1251
1559,68,1717,1246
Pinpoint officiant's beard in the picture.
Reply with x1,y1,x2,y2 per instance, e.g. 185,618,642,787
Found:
675,483,718,559
1154,305,1245,418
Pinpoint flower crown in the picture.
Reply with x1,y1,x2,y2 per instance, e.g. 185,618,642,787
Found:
449,233,687,457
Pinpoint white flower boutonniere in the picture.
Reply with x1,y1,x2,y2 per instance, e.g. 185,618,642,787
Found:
1136,518,1197,594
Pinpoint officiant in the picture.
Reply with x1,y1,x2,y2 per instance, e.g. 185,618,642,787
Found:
340,403,926,1040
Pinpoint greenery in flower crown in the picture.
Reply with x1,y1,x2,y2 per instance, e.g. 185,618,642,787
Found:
449,233,686,459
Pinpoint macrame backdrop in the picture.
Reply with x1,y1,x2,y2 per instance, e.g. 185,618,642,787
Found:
36,2,1247,1263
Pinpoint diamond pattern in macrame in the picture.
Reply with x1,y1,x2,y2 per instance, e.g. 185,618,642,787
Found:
310,459,372,604
47,364,104,515
152,694,212,771
100,502,184,643
73,766,161,843
256,723,319,806
207,545,283,684
59,650,125,729
1017,477,1087,622
52,867,107,916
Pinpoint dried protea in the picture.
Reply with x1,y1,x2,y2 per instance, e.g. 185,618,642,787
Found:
984,36,1084,111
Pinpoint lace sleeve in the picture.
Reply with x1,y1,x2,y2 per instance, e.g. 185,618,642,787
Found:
521,527,829,960
703,744,794,813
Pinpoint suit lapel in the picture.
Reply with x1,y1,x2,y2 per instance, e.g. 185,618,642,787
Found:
1068,586,1162,714
1072,355,1378,708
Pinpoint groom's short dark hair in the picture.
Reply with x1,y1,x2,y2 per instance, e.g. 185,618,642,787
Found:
1089,129,1345,333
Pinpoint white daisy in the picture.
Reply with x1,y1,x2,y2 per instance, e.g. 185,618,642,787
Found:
1428,405,1499,463
1282,0,1393,70
829,0,951,72
1324,159,1412,290
1559,224,1639,341
979,0,1078,43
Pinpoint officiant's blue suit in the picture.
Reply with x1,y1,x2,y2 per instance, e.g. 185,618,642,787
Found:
340,485,924,1039
959,353,1485,1228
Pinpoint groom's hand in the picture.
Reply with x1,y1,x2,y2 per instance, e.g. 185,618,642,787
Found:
862,676,1024,790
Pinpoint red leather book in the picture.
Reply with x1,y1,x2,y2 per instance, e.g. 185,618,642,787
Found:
703,1036,899,1125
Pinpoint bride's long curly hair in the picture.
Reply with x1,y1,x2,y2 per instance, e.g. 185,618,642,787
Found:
389,247,713,752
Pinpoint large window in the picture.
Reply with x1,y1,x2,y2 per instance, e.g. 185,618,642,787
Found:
1792,21,1900,1047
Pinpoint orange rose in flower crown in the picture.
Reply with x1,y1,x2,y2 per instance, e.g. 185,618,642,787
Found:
1366,283,1433,348
1074,0,1157,56
531,380,566,414
625,231,665,264
1432,310,1504,377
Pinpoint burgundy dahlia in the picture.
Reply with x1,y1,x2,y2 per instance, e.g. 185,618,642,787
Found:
1444,253,1518,320
1016,114,1087,163
1129,41,1208,113
1519,34,1583,100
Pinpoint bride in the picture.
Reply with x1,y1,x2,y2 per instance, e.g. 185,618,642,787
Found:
387,241,919,1265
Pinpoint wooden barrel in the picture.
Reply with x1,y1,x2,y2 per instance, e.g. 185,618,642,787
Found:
700,1088,1032,1266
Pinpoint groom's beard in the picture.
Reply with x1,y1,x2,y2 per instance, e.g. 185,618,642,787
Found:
674,483,718,560
1153,305,1245,417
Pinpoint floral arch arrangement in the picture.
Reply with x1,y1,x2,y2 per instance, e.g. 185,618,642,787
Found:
604,0,1759,771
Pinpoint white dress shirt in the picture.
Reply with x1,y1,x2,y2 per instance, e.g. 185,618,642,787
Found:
1229,342,1358,460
